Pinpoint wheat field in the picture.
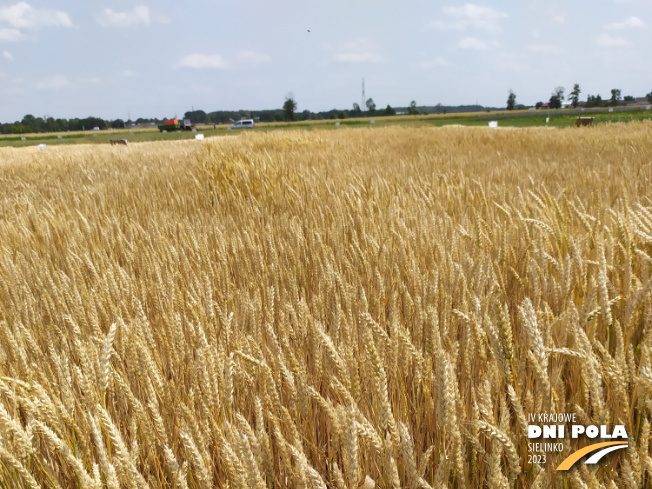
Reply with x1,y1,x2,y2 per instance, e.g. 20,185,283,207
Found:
0,124,651,488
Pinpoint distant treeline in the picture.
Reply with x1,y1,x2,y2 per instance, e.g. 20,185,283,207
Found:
184,104,497,124
0,115,124,134
1,104,500,134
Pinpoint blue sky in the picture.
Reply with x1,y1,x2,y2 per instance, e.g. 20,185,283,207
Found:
1,1,651,121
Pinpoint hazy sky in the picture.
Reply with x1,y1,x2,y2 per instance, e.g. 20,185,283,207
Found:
1,1,651,121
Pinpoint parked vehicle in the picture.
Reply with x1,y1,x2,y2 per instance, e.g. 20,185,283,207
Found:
229,119,255,129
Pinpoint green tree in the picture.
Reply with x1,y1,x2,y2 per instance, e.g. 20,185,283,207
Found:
569,84,581,108
21,114,43,132
408,100,419,115
365,98,376,115
647,92,652,104
535,101,543,109
384,105,396,116
81,117,107,130
623,95,635,102
44,117,57,132
69,118,81,131
609,88,622,107
351,103,362,117
506,90,516,110
184,110,208,124
283,96,297,121
549,86,564,109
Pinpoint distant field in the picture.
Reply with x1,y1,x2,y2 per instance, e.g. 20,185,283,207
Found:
2,106,651,148
0,123,651,488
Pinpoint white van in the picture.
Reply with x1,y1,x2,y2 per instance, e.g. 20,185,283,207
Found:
229,119,255,129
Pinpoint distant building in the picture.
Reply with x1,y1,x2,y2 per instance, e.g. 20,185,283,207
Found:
624,97,649,106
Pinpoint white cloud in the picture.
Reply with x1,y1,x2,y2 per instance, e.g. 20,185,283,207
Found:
175,53,228,70
429,4,508,33
96,6,166,29
237,50,271,65
173,51,270,71
34,75,70,90
595,34,629,47
605,16,646,29
0,2,71,42
0,2,72,29
2,50,13,60
0,28,22,41
46,11,72,28
330,40,385,64
457,37,499,50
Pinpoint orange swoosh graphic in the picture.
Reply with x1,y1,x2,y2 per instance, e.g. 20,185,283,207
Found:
557,441,628,470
